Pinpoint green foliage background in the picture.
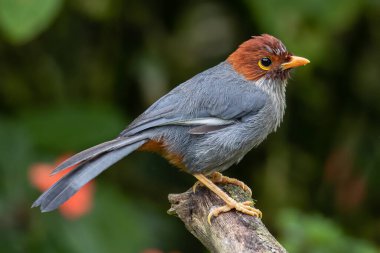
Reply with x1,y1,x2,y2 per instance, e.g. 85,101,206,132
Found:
1,0,380,252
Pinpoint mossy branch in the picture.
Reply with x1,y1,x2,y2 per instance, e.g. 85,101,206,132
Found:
168,184,287,253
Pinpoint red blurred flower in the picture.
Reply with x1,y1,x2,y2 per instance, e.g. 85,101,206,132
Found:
29,154,94,219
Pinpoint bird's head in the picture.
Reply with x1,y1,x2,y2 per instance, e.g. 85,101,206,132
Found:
227,34,310,82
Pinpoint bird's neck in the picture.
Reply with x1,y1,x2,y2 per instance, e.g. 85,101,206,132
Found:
255,78,287,130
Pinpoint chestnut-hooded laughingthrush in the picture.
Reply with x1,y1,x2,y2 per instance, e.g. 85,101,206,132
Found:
33,34,310,223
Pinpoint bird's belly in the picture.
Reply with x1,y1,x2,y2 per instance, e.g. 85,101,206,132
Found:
162,123,270,173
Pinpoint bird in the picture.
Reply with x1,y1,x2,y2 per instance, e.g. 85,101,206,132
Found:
32,34,310,223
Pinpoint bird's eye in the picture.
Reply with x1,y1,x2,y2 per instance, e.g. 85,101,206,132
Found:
258,57,272,70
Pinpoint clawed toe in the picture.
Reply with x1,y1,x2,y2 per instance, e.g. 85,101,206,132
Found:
207,205,233,224
236,201,262,218
207,200,262,225
192,181,203,193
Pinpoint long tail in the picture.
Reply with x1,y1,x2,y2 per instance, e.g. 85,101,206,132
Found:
32,136,148,212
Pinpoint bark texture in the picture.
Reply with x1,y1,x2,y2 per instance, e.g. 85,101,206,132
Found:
168,184,287,253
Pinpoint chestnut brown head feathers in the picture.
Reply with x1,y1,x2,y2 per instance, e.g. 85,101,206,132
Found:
228,34,309,81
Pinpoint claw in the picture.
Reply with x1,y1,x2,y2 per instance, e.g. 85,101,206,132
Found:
208,205,232,225
192,181,202,193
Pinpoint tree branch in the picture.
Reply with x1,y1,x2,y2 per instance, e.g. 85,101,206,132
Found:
168,183,287,253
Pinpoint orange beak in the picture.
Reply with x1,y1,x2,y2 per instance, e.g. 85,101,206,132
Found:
281,56,310,70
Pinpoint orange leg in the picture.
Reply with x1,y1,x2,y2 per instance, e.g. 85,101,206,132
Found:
193,172,252,196
193,174,262,224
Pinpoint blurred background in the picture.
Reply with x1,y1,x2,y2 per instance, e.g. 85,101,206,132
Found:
0,0,380,252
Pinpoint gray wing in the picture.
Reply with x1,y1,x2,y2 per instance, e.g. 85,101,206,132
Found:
121,62,268,136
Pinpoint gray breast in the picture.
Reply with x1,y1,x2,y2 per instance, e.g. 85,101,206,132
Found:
254,77,287,131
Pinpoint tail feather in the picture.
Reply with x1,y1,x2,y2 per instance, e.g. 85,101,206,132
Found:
32,139,147,212
52,135,146,175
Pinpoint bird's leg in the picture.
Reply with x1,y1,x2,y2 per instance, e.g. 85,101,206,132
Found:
193,174,262,224
193,172,252,196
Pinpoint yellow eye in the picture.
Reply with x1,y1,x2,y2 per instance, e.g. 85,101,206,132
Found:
258,57,272,70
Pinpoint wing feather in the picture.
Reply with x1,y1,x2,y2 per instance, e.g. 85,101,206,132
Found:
120,62,268,137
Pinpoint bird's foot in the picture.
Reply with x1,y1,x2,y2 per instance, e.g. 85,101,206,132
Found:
193,172,252,196
193,174,261,225
207,200,262,225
